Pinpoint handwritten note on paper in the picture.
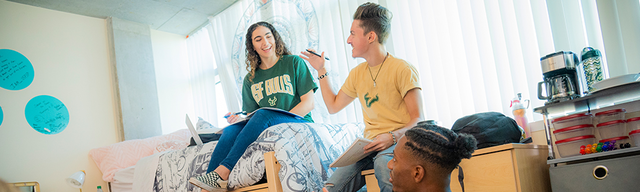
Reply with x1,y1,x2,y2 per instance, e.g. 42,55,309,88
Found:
0,49,35,90
25,95,69,135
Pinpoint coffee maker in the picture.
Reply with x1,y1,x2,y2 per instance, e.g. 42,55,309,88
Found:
538,51,589,104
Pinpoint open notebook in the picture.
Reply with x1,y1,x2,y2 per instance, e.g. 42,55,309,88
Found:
329,138,373,167
229,107,302,125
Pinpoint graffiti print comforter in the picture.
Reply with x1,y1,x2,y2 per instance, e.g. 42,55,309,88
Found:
145,123,364,192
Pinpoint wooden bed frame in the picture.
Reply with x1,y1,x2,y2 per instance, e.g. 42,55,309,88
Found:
233,151,282,192
106,152,283,192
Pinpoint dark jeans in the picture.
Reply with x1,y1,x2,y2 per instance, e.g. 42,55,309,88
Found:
206,108,307,172
324,145,395,192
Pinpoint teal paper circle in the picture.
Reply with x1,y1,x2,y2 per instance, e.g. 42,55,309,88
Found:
0,106,3,127
25,95,69,134
0,49,35,90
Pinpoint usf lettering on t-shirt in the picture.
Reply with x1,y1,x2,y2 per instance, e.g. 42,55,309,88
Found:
242,55,317,122
250,74,294,103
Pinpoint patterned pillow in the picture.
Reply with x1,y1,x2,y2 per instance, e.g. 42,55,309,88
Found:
89,129,190,182
154,140,189,153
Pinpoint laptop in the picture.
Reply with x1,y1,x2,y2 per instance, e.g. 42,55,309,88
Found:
185,114,204,146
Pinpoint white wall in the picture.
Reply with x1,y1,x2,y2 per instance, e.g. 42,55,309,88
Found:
109,17,165,140
150,29,195,134
0,1,118,191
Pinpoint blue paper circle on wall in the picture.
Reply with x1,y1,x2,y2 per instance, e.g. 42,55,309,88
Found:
0,49,35,90
25,95,69,135
0,106,3,127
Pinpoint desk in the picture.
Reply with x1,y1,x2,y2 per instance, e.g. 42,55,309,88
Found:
362,143,551,192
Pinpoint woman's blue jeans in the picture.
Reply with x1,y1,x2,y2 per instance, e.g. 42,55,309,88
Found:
206,109,308,173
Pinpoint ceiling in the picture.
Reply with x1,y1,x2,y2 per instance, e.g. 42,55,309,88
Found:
8,0,240,36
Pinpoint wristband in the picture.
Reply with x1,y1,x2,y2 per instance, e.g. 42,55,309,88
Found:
318,72,328,80
388,131,397,145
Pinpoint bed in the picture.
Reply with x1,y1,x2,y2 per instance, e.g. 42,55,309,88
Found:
94,122,365,192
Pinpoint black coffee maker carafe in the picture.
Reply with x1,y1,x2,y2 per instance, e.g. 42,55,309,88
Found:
538,51,588,104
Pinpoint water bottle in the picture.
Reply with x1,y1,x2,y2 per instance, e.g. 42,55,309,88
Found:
510,93,530,139
580,47,605,92
97,186,103,192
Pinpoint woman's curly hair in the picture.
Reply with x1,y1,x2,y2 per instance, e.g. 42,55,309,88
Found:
244,21,291,82
404,122,477,171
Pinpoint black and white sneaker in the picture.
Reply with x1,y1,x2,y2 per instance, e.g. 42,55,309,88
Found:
189,171,228,192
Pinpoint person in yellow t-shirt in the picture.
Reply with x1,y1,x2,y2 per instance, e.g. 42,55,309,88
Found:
300,2,423,192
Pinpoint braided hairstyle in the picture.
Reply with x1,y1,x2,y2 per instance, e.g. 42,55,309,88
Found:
404,121,477,171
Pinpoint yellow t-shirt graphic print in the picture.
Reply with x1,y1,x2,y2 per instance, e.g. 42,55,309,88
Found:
364,93,379,108
341,54,421,139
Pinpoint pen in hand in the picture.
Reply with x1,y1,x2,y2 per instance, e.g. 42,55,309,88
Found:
306,49,330,60
224,111,246,119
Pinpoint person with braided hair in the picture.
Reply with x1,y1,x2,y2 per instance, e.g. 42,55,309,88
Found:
387,122,477,192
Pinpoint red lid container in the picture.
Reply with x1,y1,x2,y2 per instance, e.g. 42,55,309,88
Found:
553,124,595,141
599,136,629,143
551,113,593,130
628,117,640,123
596,120,627,139
596,120,626,127
555,135,597,158
595,109,626,124
553,124,594,134
595,109,626,116
628,117,640,132
630,130,640,147
552,113,591,123
556,135,596,144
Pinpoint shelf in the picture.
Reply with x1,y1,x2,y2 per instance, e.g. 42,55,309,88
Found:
534,82,640,118
548,146,640,165
533,81,640,161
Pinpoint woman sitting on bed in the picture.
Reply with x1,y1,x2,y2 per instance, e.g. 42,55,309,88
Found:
189,21,318,192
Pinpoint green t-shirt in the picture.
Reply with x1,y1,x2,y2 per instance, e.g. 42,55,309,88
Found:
242,55,318,122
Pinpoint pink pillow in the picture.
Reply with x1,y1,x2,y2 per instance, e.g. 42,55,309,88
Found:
89,129,190,182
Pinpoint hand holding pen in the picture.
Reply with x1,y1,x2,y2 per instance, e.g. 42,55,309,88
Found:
306,49,330,60
224,111,246,118
225,111,246,124
300,49,328,72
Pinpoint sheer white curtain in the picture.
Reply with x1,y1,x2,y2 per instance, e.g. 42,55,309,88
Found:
188,0,638,128
186,28,228,126
319,0,552,127
377,0,552,126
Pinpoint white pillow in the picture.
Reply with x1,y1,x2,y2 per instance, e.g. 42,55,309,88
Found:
196,117,214,130
196,117,222,134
